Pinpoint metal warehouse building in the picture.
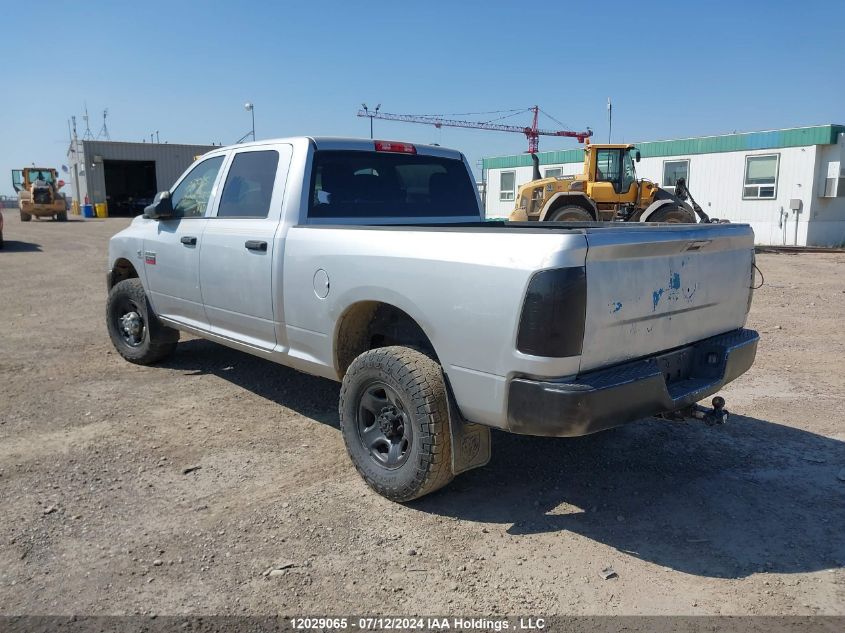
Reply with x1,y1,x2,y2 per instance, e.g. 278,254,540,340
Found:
67,140,217,216
482,124,845,246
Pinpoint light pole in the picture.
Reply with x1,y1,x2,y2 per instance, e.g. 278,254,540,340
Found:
245,102,255,141
361,102,381,139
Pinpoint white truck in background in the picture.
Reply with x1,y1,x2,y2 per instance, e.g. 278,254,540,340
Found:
106,137,759,501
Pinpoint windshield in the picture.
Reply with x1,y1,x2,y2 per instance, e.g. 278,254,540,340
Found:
308,150,479,219
28,170,55,183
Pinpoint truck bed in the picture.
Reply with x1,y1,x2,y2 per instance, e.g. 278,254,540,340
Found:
284,220,754,430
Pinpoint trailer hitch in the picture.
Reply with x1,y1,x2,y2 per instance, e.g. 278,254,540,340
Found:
661,396,729,426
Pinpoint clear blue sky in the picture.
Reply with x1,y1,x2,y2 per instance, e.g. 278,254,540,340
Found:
2,0,843,196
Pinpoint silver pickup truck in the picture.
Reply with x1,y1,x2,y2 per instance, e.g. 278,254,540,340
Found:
106,137,759,501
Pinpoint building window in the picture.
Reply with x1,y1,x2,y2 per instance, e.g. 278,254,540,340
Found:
662,159,689,190
544,167,562,178
500,171,515,201
743,154,779,199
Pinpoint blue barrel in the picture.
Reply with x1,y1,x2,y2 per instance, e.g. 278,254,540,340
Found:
83,203,95,218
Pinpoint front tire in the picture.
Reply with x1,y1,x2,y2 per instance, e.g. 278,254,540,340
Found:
339,346,454,502
546,205,594,222
106,278,179,365
56,211,68,221
646,204,695,223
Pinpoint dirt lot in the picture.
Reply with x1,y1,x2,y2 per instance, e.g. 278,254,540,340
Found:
0,215,843,616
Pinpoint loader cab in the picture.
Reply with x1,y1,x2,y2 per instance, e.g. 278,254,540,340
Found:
586,145,640,203
19,168,57,190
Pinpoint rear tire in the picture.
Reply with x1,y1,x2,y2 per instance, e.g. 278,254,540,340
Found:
646,204,695,223
20,211,31,222
546,205,594,222
339,346,454,502
106,278,179,365
0,230,4,249
56,211,68,221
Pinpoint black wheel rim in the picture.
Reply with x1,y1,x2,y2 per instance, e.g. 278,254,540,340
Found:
356,381,413,470
114,297,145,347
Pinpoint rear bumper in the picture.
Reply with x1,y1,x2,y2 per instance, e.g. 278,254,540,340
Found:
507,328,759,437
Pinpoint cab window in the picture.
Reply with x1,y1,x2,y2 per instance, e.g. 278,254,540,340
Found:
217,150,279,218
621,150,636,193
596,149,635,194
595,149,621,190
170,156,225,218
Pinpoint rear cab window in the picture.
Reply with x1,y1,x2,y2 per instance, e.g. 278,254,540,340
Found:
307,150,480,221
217,150,280,218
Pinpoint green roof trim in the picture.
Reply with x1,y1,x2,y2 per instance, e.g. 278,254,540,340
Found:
482,124,845,170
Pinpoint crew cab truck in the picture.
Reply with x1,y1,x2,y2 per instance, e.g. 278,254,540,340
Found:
106,137,759,502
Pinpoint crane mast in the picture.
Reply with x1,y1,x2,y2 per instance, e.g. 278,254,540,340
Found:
357,105,592,152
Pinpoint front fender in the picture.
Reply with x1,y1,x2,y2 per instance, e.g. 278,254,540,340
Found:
638,199,678,222
638,196,700,222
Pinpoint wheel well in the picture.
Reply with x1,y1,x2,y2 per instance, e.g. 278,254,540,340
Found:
335,302,437,377
543,196,596,220
108,258,139,290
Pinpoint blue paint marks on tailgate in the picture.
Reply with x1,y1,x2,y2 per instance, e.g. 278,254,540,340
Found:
670,272,681,290
652,271,687,311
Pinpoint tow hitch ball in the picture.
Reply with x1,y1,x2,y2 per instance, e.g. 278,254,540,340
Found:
663,396,729,426
689,396,728,426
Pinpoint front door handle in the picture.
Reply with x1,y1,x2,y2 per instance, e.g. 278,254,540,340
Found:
245,240,268,252
180,236,197,246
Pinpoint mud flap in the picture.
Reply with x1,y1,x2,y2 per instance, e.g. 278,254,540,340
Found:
444,379,491,475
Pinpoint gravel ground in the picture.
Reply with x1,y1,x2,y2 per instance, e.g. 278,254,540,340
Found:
0,215,843,616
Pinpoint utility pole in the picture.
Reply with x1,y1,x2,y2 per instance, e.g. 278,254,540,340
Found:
70,116,81,212
607,97,612,143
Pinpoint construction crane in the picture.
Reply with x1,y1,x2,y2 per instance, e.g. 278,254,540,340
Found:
357,105,592,153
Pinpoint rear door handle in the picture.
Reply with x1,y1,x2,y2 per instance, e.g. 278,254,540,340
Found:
245,240,268,252
180,236,197,246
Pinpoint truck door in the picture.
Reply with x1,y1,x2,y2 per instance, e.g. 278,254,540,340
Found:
199,145,292,351
144,155,225,330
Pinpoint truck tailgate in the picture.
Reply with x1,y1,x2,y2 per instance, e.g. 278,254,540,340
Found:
579,223,754,373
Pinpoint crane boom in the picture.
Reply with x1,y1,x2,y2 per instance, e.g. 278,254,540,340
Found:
356,105,592,152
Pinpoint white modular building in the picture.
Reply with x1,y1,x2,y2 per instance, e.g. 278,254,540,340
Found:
482,124,845,246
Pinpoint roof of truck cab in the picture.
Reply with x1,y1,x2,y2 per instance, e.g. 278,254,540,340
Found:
209,137,465,160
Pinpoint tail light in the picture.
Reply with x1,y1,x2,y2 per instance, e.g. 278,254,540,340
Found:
374,140,416,154
517,267,587,358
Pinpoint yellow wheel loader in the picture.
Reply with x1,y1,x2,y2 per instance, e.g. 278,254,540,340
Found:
12,167,68,221
509,144,713,224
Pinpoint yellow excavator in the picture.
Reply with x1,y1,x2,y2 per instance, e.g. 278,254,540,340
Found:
509,143,711,224
12,167,68,221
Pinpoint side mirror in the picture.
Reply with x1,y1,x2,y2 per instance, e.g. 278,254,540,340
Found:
635,150,641,163
143,191,173,219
